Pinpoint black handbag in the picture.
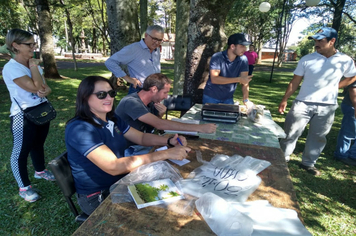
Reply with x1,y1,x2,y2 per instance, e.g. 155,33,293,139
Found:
14,98,56,125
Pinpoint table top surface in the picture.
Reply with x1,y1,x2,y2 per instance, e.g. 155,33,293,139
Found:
180,104,285,149
73,139,299,236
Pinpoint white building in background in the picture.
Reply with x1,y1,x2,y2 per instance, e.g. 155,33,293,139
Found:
160,33,175,60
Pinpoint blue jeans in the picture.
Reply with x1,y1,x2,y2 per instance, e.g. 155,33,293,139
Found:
334,103,356,160
248,65,254,75
128,84,142,94
77,190,110,215
202,94,234,105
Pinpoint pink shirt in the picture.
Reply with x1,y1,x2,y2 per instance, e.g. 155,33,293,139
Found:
244,51,258,65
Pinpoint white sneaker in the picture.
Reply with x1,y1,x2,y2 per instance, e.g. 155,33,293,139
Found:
285,156,290,162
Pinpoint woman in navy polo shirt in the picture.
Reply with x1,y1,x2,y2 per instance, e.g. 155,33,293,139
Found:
65,76,190,215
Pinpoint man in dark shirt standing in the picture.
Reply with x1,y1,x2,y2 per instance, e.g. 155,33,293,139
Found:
203,33,253,106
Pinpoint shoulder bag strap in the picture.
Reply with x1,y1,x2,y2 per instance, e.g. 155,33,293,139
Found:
13,97,24,111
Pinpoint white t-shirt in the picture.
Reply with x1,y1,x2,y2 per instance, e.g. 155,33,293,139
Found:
3,59,47,116
294,51,356,105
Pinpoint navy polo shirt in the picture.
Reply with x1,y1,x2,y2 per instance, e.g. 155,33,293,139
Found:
204,50,249,100
65,115,130,194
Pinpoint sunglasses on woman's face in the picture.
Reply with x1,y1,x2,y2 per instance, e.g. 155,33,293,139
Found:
93,90,117,99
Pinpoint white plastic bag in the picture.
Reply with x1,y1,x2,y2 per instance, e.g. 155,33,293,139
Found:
195,192,254,236
180,154,271,202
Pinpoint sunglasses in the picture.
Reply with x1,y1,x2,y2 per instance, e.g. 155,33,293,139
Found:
93,90,117,99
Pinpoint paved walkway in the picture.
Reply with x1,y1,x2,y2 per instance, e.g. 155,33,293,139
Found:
56,60,105,70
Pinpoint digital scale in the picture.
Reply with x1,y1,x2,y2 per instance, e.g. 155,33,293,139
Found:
201,103,240,123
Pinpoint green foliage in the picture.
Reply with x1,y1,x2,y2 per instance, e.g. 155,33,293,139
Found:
147,0,176,33
158,184,169,191
293,0,356,59
338,22,356,58
226,0,279,45
167,191,180,198
135,183,161,202
148,0,161,26
0,0,28,37
297,35,315,58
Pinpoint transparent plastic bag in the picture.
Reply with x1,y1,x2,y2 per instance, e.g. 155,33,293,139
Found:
180,154,271,202
247,104,265,123
110,161,195,215
195,192,254,236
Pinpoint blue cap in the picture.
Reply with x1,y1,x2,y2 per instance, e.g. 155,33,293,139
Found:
308,27,338,40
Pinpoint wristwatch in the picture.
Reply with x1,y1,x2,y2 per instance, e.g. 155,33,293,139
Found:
167,136,175,147
244,99,250,103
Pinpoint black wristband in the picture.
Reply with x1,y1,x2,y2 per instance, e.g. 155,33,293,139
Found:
167,136,175,147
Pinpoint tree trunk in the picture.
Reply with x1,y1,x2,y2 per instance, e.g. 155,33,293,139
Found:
277,15,290,67
106,0,140,90
92,28,97,53
257,41,263,64
60,0,77,71
173,0,190,95
140,0,148,37
102,34,107,56
35,0,61,78
184,0,234,103
106,0,140,54
332,0,346,48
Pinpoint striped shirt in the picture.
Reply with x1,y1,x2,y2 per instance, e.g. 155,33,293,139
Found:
105,39,161,86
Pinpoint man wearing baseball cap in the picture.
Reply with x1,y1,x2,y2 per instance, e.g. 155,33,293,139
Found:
203,33,253,106
278,27,356,175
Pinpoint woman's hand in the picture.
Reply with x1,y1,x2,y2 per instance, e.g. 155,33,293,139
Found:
37,84,52,97
165,145,191,161
29,58,40,67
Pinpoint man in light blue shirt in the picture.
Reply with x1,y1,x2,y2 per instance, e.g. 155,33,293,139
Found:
105,25,164,94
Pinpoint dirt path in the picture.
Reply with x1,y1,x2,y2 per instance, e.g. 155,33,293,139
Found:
56,60,105,69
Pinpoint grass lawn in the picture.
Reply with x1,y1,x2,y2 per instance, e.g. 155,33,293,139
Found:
0,59,356,235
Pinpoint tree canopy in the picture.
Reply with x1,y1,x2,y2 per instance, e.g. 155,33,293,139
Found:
0,0,354,78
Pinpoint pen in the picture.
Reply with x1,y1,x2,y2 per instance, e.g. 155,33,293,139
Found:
177,137,184,146
177,137,189,154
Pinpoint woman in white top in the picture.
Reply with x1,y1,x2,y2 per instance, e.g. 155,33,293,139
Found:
3,29,55,202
